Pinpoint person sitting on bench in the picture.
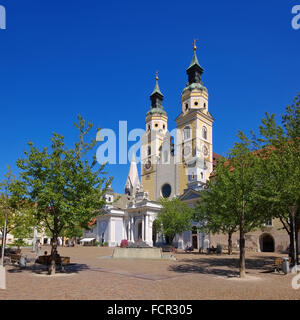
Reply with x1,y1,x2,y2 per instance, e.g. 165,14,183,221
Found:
207,246,217,254
185,245,194,252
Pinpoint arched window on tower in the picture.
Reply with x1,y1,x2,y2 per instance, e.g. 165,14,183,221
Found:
164,150,169,163
183,126,191,140
147,146,151,156
202,126,207,140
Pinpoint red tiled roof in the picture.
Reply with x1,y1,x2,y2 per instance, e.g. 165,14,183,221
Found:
209,141,295,179
88,218,97,226
213,152,222,169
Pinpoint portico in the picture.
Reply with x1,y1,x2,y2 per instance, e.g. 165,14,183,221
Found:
126,198,161,246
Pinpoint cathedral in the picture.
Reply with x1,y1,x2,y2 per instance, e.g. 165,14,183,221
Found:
83,44,293,254
83,44,215,250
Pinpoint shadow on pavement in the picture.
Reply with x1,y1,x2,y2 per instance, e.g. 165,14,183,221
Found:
169,254,279,277
169,264,239,277
7,262,90,275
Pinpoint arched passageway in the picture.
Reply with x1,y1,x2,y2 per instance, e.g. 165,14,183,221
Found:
260,233,275,252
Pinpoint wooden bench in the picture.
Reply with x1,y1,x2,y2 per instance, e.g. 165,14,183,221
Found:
273,257,292,272
207,247,217,254
36,255,70,269
61,257,70,265
273,258,283,272
8,253,21,265
7,253,27,268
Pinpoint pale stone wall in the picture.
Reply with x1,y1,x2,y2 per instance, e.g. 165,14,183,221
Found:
210,219,291,253
112,247,163,259
156,161,176,200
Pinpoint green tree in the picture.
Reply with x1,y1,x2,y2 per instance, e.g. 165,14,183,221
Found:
155,198,193,245
197,139,270,277
61,224,83,245
15,115,111,274
195,94,300,275
0,168,14,254
0,167,37,252
246,93,300,264
194,171,239,255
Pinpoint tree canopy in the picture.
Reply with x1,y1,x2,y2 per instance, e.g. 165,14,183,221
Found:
194,93,300,275
246,93,300,263
155,197,193,245
14,115,111,274
0,167,37,249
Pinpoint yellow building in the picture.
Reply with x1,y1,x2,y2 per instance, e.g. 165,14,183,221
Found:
139,45,293,253
141,44,214,202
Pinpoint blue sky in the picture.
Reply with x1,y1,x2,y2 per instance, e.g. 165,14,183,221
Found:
0,0,299,194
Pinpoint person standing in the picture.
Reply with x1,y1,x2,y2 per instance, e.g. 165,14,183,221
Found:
36,240,41,259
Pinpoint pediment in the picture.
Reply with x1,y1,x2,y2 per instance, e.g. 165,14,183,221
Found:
179,189,201,201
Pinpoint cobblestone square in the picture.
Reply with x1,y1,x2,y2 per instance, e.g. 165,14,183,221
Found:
0,246,299,300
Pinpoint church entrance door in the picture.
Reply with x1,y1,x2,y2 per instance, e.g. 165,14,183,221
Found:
138,222,143,241
192,235,198,249
192,227,198,249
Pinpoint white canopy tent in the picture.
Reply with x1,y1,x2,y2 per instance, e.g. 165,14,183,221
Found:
80,238,96,246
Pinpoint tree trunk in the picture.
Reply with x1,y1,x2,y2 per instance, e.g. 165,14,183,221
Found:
48,234,58,275
239,197,246,278
290,227,299,265
296,227,299,266
228,232,233,255
170,235,175,246
239,229,246,278
165,236,170,245
288,231,295,264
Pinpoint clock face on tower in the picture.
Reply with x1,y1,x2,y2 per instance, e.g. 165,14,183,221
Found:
203,145,209,157
183,146,191,157
144,160,152,171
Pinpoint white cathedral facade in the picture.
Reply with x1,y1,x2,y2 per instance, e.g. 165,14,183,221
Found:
83,45,214,250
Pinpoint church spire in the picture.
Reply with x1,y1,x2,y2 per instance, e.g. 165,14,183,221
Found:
125,153,141,196
150,72,164,109
186,40,204,85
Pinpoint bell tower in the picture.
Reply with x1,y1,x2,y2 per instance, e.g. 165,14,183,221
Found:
141,74,168,200
175,42,214,194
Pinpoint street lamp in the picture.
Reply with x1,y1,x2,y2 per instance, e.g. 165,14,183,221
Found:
1,208,8,267
289,205,298,270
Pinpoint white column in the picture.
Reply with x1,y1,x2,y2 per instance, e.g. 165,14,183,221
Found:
107,220,111,246
122,220,125,240
145,215,148,243
131,217,134,242
142,217,144,241
128,217,131,241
